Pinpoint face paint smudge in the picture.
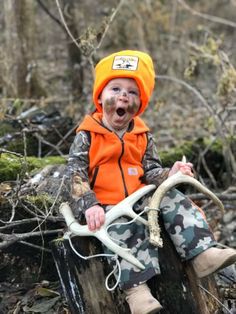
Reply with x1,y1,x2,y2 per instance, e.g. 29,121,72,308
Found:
103,97,116,114
104,97,140,116
127,101,140,114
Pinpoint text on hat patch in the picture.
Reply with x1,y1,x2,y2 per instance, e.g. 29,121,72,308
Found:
112,56,139,71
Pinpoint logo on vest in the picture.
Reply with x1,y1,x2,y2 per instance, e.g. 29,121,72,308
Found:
112,56,139,71
128,167,138,176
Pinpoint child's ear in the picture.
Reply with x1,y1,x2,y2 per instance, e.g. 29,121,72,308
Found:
98,98,102,104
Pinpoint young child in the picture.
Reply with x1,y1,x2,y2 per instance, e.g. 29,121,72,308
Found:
67,50,236,314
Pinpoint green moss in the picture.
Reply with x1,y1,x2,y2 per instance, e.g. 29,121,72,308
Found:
159,141,194,167
27,156,66,172
25,193,54,209
0,153,66,182
159,136,236,168
203,138,223,152
0,154,24,182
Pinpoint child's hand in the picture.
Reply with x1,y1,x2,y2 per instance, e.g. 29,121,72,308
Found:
168,161,194,177
85,205,105,231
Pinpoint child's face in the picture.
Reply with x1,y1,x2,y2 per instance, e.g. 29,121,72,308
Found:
98,78,141,131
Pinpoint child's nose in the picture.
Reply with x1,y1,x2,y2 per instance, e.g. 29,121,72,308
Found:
119,89,128,97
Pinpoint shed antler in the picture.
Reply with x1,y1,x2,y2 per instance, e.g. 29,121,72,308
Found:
147,156,224,247
60,184,156,270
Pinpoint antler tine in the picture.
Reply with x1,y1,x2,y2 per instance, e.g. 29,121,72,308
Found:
147,169,225,247
105,184,156,226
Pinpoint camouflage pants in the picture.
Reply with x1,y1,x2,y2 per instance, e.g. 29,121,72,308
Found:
104,188,216,290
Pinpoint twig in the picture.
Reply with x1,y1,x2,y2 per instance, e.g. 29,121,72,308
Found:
36,0,65,32
55,0,81,51
1,198,17,224
19,240,51,253
4,199,64,224
48,174,66,214
177,0,236,28
187,192,236,201
0,148,23,158
0,229,63,250
21,199,46,217
1,96,76,104
90,0,126,57
0,217,45,230
201,154,217,189
156,75,225,137
33,133,65,156
198,284,232,313
45,122,80,156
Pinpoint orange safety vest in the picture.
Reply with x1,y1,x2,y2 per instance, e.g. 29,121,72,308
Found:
77,112,149,204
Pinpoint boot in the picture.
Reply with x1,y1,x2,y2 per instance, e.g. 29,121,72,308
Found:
192,247,236,278
124,283,163,314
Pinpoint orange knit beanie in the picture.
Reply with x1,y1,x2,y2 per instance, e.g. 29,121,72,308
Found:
93,50,155,115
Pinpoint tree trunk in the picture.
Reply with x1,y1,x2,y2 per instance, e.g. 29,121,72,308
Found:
3,0,45,98
51,237,129,314
61,0,84,102
51,220,221,314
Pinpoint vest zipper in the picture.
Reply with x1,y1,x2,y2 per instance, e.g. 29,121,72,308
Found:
118,138,129,198
90,166,99,190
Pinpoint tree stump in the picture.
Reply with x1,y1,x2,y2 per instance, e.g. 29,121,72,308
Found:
51,219,222,314
51,237,129,314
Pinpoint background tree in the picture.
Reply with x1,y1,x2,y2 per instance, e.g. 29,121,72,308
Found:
3,0,45,98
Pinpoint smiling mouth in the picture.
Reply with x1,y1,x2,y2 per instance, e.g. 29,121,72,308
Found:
116,108,126,117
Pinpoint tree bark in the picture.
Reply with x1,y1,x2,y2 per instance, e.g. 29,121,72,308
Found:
3,0,45,98
61,0,84,102
51,237,129,314
51,221,222,314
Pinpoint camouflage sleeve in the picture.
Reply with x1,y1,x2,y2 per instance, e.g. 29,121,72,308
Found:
142,132,170,186
67,130,100,216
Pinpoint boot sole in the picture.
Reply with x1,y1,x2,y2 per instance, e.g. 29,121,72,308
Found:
197,253,236,278
146,306,163,314
145,304,163,314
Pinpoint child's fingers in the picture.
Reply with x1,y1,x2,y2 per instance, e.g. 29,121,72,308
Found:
179,165,194,177
85,206,105,231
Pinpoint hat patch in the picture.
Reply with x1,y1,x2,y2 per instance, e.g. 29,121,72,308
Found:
112,55,139,71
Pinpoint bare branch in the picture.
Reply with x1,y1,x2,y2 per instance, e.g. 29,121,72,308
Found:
55,0,126,58
177,0,236,28
157,75,224,134
0,229,63,250
36,0,65,32
91,0,126,56
19,240,51,253
0,148,23,157
187,193,236,201
0,217,45,231
55,0,81,51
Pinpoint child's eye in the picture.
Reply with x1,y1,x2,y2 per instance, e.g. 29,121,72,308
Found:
129,90,139,96
111,87,120,92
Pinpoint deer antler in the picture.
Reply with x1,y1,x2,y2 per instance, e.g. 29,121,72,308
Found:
147,157,224,247
60,184,156,270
